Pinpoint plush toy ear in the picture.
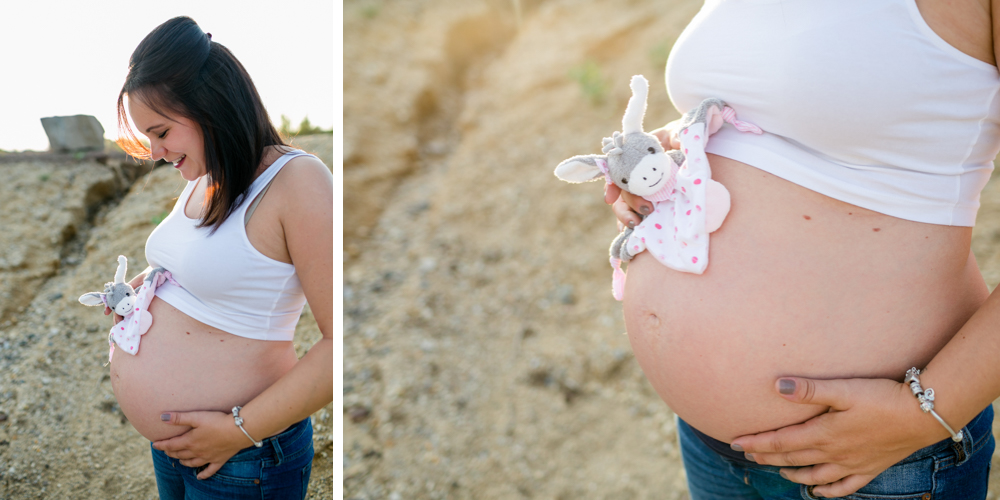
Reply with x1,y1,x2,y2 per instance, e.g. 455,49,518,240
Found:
554,155,607,183
79,292,105,307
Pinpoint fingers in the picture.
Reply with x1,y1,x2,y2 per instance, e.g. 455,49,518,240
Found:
809,474,875,498
179,457,208,468
613,191,652,229
104,306,111,316
778,463,849,487
196,462,224,480
732,418,830,455
165,449,197,460
613,199,642,228
604,183,622,205
621,190,653,216
650,122,682,150
775,378,853,411
746,448,826,468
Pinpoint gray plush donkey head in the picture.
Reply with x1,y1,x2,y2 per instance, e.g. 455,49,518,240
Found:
79,255,138,316
555,75,685,197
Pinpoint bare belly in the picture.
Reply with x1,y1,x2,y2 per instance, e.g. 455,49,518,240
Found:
623,154,989,442
110,297,299,441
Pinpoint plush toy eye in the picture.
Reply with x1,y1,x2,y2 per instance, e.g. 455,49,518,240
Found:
621,178,628,184
648,147,656,154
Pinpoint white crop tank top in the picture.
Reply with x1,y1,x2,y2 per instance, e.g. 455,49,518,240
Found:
145,150,314,340
666,0,1000,226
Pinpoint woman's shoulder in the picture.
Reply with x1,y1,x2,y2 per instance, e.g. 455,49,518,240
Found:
268,150,333,213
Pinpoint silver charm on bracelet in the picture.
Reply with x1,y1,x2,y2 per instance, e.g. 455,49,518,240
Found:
904,368,963,442
232,406,264,448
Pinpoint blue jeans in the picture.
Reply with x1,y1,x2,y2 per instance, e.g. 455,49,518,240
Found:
151,417,314,500
678,405,994,499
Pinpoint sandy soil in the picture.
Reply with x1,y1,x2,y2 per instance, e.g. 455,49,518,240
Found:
0,134,333,499
344,1,1000,498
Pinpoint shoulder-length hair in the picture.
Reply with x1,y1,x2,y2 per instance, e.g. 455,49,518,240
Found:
116,16,287,230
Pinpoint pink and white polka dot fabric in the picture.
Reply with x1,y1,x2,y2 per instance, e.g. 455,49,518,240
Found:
108,269,174,362
610,109,760,301
626,121,714,274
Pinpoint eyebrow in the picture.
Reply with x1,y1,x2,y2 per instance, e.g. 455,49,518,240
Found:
145,124,166,133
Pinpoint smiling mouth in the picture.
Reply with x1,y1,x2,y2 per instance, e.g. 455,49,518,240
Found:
649,172,664,188
172,155,186,168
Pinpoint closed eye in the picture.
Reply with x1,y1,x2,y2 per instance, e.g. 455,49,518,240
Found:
158,130,167,139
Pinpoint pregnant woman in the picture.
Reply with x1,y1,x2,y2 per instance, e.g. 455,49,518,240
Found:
606,1,1000,498
106,17,332,499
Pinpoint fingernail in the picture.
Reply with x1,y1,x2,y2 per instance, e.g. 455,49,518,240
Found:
779,379,796,395
744,453,755,462
730,443,743,452
627,220,635,228
779,470,789,480
639,205,651,215
160,413,170,421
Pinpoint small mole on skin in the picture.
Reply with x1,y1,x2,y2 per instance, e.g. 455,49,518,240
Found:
220,339,224,342
848,212,853,215
803,215,811,220
873,228,881,232
782,344,786,347
185,331,190,335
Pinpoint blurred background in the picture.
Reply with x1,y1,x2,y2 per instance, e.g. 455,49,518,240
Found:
0,2,333,498
0,0,333,152
344,0,1000,498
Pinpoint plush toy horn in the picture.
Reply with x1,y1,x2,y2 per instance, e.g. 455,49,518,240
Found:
621,75,648,135
114,255,128,285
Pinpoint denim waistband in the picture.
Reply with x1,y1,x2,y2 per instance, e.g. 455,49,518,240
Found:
683,404,994,468
225,417,313,466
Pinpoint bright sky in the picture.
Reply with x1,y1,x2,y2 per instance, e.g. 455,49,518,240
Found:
0,0,334,152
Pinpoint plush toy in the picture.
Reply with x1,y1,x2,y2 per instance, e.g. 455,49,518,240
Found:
554,75,761,300
79,255,173,361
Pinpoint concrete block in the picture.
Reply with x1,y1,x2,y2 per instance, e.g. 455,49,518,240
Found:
40,115,105,152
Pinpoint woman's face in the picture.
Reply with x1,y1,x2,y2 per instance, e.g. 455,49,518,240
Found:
127,96,206,182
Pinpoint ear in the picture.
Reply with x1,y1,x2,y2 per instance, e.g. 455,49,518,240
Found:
554,155,607,183
79,292,105,307
706,104,725,135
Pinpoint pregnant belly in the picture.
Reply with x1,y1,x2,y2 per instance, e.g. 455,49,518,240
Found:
109,297,298,441
623,154,988,442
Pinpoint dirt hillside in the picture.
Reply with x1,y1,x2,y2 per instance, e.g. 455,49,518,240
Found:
0,134,333,499
344,1,1000,499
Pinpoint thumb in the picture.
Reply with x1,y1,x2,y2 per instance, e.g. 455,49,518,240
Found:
161,411,198,427
605,183,622,205
776,377,852,411
197,462,224,480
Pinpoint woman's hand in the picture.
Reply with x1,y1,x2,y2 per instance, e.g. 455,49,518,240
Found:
605,120,682,227
103,306,123,325
730,377,945,498
153,411,249,480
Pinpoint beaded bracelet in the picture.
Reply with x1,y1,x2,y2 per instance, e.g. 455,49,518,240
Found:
232,406,264,448
904,368,963,443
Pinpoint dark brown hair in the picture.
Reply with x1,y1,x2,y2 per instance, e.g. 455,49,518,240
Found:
117,16,287,230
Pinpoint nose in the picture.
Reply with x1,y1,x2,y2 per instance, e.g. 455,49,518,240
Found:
149,140,166,161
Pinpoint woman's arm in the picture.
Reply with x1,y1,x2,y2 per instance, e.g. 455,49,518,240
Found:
730,256,1000,497
152,157,333,479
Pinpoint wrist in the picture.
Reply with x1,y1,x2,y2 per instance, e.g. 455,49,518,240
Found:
231,406,264,448
899,368,964,445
